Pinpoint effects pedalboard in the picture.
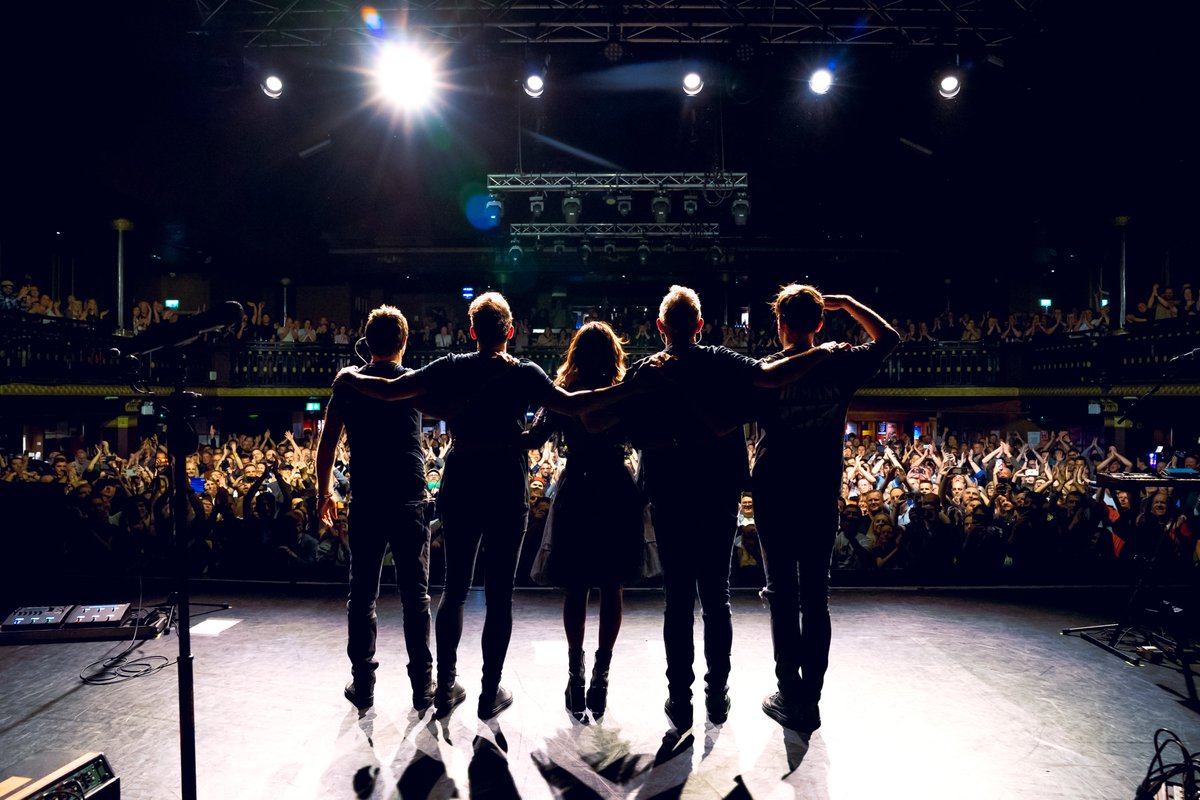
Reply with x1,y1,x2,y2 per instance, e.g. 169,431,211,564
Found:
0,751,119,800
0,604,169,646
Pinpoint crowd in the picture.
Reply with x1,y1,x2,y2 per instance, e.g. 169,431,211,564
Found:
3,418,1196,586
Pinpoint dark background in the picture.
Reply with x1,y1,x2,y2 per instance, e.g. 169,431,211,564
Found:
1,2,1194,321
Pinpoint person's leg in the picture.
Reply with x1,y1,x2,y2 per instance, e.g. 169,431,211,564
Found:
653,502,699,707
478,505,528,698
794,501,838,705
433,508,483,689
694,504,737,721
586,583,622,716
345,505,388,703
754,488,804,700
564,586,589,715
389,500,434,706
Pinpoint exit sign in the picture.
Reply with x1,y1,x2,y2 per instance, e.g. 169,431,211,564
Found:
305,402,321,412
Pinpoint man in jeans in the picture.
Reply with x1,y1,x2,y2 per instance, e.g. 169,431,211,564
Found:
317,305,434,713
754,286,898,733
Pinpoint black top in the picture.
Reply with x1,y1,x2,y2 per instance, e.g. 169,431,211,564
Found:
623,342,761,499
753,340,895,490
420,351,558,452
326,360,424,500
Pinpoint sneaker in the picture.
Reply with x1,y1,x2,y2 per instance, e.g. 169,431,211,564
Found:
478,685,514,720
705,689,731,725
663,697,693,731
344,680,374,711
762,693,821,734
434,681,466,718
413,681,436,712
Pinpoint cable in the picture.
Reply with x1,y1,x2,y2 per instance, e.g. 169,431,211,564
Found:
78,575,178,686
1134,728,1200,800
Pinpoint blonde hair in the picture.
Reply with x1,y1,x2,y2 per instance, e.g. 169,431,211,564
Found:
657,284,702,339
554,321,627,390
468,292,513,346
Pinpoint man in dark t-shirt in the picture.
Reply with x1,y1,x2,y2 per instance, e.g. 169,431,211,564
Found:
754,287,898,734
334,292,653,720
317,305,433,713
622,285,841,732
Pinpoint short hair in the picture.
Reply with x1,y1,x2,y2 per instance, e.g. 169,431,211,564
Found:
657,285,702,338
469,292,513,347
772,284,824,335
364,305,409,358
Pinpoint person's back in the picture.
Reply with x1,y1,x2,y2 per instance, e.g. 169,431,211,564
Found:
332,359,424,501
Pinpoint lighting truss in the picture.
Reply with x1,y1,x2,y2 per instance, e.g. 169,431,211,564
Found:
509,223,720,238
190,1,1040,49
488,173,747,193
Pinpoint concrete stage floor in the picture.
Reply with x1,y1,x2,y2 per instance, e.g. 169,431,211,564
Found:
1,586,1198,799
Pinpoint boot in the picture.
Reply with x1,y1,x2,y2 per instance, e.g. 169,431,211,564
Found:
586,648,612,717
565,648,586,718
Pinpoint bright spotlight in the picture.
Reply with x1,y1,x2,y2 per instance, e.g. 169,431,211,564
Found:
809,68,833,95
376,43,438,111
524,74,545,98
261,75,283,99
683,72,704,96
938,73,962,99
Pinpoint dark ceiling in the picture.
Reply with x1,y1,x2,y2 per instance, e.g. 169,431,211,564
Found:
2,1,1195,306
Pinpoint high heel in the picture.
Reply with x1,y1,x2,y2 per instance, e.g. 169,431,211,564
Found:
566,648,586,718
586,648,612,717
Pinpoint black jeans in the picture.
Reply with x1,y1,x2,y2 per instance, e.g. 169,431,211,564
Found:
434,488,528,690
652,495,738,700
753,483,837,704
347,497,433,692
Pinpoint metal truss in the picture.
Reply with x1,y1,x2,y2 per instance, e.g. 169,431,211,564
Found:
509,222,720,238
191,1,1042,49
488,172,747,193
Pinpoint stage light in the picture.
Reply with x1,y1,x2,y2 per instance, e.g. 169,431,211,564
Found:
683,195,698,217
809,68,833,95
485,194,504,223
603,241,617,258
683,72,704,96
553,239,566,255
603,191,618,207
617,195,632,217
663,242,675,255
524,74,545,98
708,245,725,264
637,242,651,265
507,238,523,264
529,195,544,219
376,42,438,111
731,192,750,225
651,193,671,223
562,192,582,224
261,75,283,99
579,240,592,263
938,73,962,99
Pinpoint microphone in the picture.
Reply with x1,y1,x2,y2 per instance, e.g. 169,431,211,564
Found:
112,301,244,357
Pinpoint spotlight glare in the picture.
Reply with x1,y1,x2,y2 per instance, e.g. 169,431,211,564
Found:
261,75,283,99
376,43,438,111
524,74,544,98
683,72,704,96
809,68,833,95
938,74,962,99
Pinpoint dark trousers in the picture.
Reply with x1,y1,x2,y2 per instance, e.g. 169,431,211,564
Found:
347,498,433,692
652,495,738,700
753,484,837,704
434,491,528,690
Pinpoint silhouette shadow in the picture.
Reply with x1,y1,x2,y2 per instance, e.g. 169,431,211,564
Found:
469,723,521,800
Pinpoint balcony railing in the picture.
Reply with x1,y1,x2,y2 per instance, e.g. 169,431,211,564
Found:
3,311,1198,390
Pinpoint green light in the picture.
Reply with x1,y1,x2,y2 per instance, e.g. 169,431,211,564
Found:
306,402,321,412
1039,298,1052,309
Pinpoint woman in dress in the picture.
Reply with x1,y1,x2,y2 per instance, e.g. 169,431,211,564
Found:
525,321,647,719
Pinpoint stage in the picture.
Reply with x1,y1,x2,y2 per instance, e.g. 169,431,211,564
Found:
1,586,1197,799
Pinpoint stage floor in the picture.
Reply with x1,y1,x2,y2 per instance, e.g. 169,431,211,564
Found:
1,586,1198,799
